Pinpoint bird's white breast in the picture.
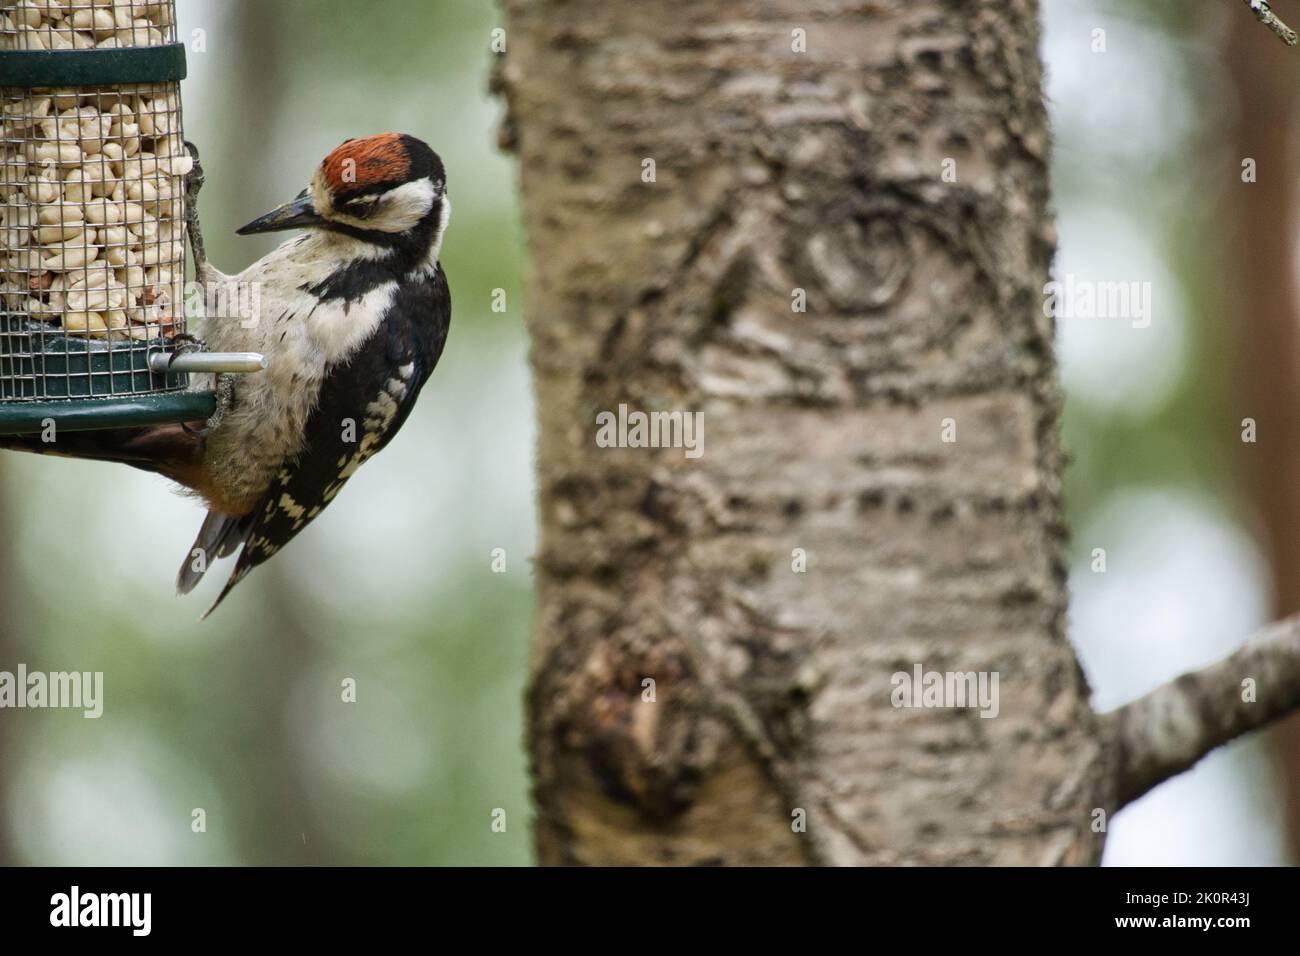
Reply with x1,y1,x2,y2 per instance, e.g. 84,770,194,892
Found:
194,232,397,506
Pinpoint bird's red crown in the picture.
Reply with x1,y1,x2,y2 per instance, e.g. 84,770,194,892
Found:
321,133,411,192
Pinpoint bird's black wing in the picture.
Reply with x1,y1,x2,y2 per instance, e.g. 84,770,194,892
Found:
204,266,450,617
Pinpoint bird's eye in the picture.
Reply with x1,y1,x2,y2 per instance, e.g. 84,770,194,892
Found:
345,196,380,219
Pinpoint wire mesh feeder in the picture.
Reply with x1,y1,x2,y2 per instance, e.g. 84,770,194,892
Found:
0,0,260,435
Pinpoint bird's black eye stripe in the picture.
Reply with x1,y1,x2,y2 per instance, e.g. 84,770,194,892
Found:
344,195,381,218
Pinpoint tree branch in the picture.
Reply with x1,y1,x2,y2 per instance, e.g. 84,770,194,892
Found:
1241,0,1299,47
1104,614,1300,810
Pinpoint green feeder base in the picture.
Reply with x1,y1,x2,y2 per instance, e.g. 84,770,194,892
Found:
0,315,215,435
0,391,215,436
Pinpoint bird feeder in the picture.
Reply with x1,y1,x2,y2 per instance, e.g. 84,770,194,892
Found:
0,0,259,436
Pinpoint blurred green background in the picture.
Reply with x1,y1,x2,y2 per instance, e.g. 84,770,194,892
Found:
2,0,1299,866
0,0,534,865
1045,0,1300,863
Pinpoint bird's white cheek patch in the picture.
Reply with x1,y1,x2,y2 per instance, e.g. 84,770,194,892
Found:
377,178,437,233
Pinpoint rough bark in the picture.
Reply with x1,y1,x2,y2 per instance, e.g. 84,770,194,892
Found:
1241,0,1299,47
499,0,1108,866
499,0,1300,866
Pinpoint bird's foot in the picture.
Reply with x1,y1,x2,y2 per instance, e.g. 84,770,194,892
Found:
183,141,209,275
183,372,232,438
201,372,235,435
169,332,208,355
169,333,229,438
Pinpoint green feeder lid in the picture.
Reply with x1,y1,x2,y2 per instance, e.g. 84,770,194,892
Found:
0,43,188,87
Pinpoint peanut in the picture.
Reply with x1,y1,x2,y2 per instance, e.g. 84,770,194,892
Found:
1,1,187,337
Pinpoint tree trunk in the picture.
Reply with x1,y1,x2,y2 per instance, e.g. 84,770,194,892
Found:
499,0,1108,865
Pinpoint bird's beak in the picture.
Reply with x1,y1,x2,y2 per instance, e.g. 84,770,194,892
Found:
236,192,321,235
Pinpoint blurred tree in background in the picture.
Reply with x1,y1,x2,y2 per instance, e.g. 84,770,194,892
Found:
1225,1,1300,863
1050,0,1296,863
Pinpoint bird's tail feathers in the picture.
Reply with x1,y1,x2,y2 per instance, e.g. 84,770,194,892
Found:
201,562,252,620
177,511,249,595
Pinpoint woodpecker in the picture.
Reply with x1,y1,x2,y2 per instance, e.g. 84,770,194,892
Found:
1,134,452,616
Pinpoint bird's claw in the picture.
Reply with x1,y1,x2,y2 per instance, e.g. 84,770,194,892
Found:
183,140,208,274
183,140,205,193
169,332,208,357
202,372,235,434
170,332,226,438
181,372,232,439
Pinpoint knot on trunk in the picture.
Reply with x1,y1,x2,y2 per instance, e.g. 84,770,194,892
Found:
545,635,719,822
